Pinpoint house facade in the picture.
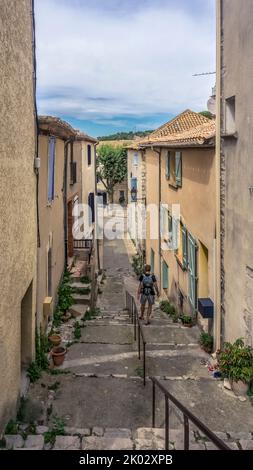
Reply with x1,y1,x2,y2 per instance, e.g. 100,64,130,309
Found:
127,145,146,254
0,0,37,431
37,117,76,331
216,0,253,346
138,111,216,332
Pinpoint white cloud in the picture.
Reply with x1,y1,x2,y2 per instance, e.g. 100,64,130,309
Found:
35,0,215,122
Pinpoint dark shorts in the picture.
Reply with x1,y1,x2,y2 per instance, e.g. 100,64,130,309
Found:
140,294,155,306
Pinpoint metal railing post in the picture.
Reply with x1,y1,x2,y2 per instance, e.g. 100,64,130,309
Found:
143,341,146,386
152,381,156,428
138,322,141,360
165,396,169,450
184,415,189,450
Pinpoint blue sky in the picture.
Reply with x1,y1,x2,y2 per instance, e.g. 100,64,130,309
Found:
35,0,215,137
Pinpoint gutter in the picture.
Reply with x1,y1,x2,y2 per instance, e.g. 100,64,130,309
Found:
63,139,73,267
152,146,162,289
215,0,222,351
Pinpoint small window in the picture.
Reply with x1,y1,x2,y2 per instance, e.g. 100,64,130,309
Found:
176,223,188,269
225,96,236,134
165,151,182,187
133,153,138,167
48,137,56,202
150,248,155,274
87,145,92,166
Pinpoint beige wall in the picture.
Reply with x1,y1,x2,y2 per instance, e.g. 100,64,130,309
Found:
37,135,65,330
145,146,216,323
220,0,253,345
145,149,160,282
0,0,37,431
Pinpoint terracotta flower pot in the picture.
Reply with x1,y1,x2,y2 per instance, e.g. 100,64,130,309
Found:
52,346,66,367
48,334,61,347
232,380,248,396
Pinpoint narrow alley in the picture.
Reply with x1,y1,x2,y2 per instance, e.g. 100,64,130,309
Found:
3,228,253,450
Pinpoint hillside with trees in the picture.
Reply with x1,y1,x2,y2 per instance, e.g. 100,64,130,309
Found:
97,130,152,141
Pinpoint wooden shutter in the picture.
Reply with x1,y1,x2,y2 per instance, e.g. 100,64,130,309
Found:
165,151,171,180
175,151,182,187
162,260,169,289
182,225,188,269
188,233,197,310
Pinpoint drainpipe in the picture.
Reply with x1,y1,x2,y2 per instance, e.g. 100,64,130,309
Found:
64,139,72,268
215,0,222,351
152,147,162,289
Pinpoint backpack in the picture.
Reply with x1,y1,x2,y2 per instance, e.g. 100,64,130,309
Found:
142,274,154,296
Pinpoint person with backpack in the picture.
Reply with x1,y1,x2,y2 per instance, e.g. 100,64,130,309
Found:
137,264,160,325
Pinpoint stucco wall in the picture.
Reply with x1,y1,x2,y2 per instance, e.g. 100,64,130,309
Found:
145,146,215,319
37,135,65,329
221,0,253,345
0,0,37,431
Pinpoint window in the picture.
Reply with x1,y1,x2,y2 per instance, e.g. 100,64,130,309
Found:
133,153,138,167
165,151,182,187
167,212,178,249
48,137,56,202
175,223,188,270
130,177,137,201
225,96,236,134
87,144,92,166
188,233,197,310
162,260,169,289
70,161,77,184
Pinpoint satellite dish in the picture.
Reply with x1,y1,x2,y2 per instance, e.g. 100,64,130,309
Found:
207,96,216,116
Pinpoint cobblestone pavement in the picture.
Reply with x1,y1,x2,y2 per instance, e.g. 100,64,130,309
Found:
2,227,253,450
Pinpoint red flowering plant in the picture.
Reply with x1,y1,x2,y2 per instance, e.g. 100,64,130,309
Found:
217,338,253,384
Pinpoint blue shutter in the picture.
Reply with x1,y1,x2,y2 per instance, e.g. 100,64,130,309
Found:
188,233,197,310
175,151,182,187
162,261,169,289
182,225,188,269
165,152,170,180
48,137,55,201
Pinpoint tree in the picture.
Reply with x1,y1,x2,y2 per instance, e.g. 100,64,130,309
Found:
96,144,127,203
199,110,213,120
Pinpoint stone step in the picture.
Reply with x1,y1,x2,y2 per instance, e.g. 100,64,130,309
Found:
71,282,91,289
2,426,241,450
72,293,91,305
69,304,89,317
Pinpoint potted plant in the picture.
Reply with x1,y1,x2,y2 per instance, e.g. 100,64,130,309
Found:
199,332,213,353
180,314,193,327
218,338,253,395
48,333,61,347
51,346,67,367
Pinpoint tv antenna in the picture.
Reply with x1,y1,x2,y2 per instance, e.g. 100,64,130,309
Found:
193,71,216,76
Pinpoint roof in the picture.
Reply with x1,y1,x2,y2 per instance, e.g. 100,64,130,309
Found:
136,110,215,148
38,116,76,139
75,130,98,144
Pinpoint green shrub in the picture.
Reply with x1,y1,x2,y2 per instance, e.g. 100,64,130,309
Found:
73,321,81,340
27,362,42,383
131,253,144,276
199,332,213,352
180,314,193,325
44,415,65,445
5,420,18,435
218,338,253,384
58,281,74,313
160,300,176,316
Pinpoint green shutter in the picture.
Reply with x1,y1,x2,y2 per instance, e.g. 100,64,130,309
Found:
162,261,169,289
188,233,197,310
166,152,170,180
182,225,188,269
175,151,182,187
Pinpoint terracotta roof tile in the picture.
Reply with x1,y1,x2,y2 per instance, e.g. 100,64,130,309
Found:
137,110,215,148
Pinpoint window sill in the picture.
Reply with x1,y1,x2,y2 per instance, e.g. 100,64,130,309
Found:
175,253,187,271
169,183,179,190
221,131,238,139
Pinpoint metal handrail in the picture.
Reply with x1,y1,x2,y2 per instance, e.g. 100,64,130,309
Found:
126,290,147,385
151,376,231,450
